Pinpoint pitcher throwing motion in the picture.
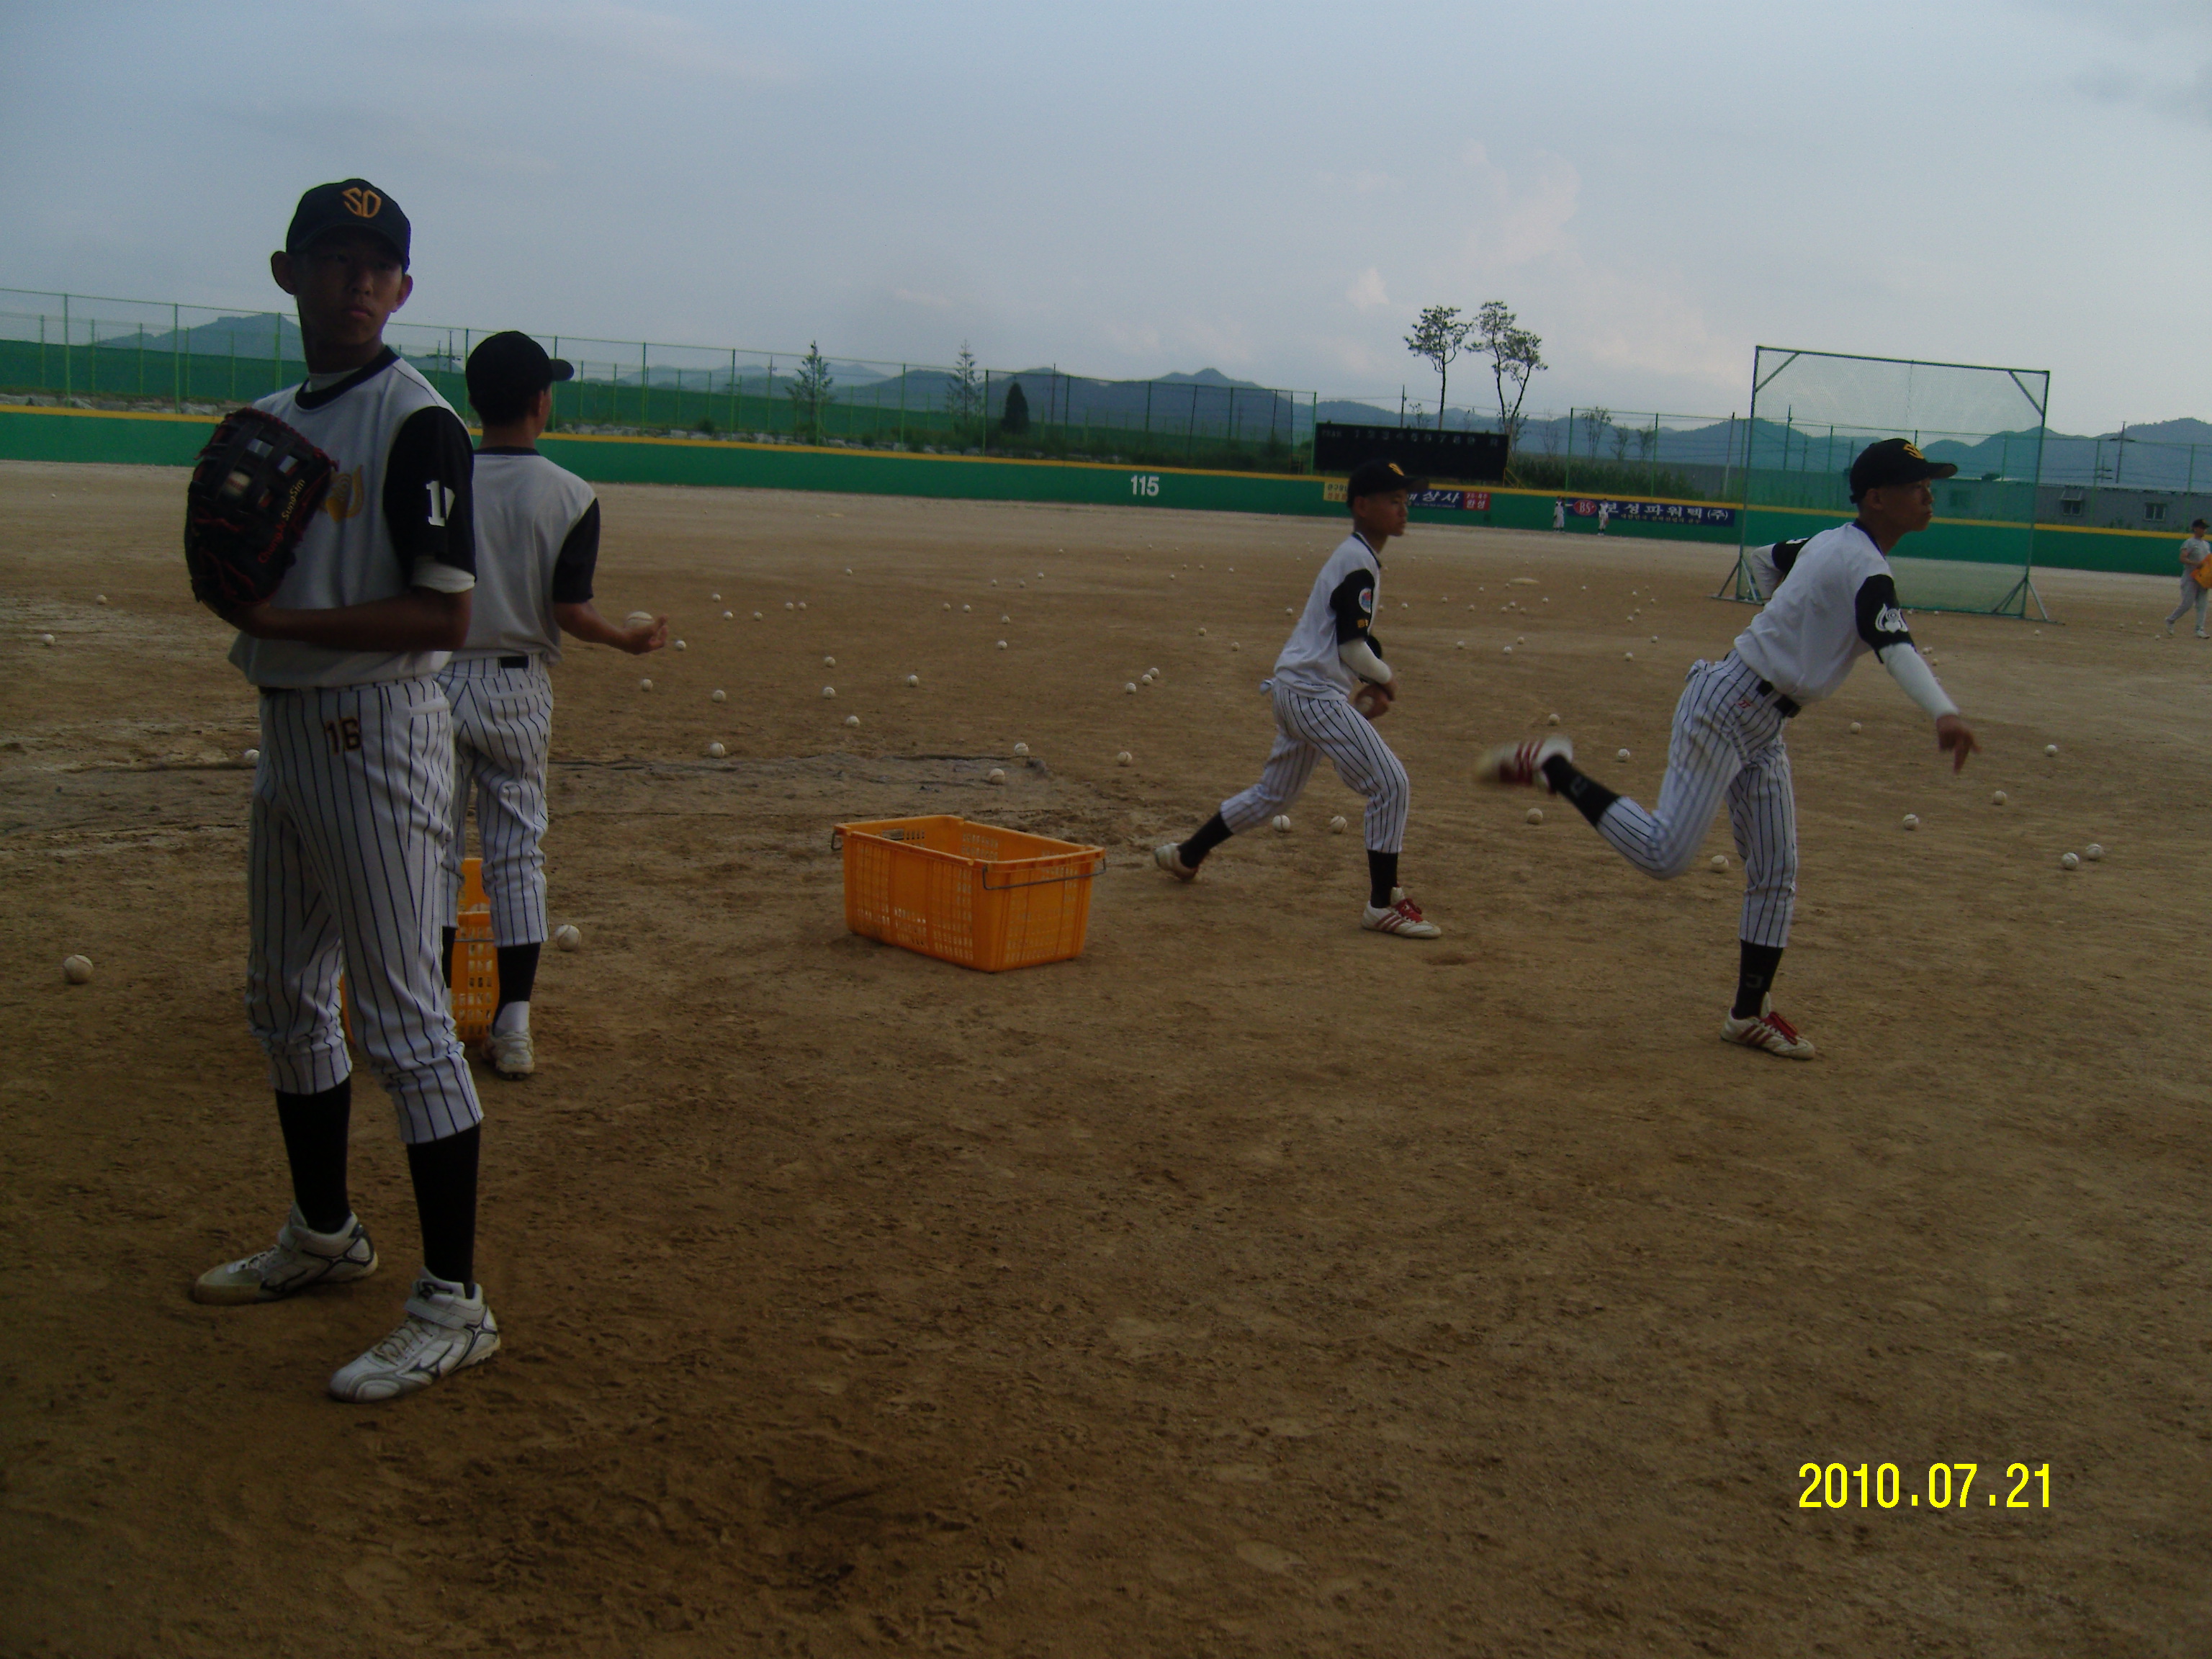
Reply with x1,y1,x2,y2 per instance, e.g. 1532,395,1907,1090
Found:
1156,459,1439,938
1476,439,1979,1056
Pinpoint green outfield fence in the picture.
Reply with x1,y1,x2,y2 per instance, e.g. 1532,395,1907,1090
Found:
0,287,1320,476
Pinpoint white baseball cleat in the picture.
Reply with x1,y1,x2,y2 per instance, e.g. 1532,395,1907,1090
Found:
1475,735,1573,791
486,1025,534,1079
328,1275,501,1403
192,1208,379,1305
1154,842,1199,884
1720,995,1816,1059
1362,887,1441,938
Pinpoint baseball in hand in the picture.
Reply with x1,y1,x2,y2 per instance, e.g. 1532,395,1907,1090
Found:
1352,684,1388,720
624,611,655,629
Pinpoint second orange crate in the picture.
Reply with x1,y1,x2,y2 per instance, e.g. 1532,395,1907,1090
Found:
835,815,1105,971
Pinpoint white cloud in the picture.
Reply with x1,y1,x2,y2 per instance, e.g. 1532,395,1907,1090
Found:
1344,267,1391,313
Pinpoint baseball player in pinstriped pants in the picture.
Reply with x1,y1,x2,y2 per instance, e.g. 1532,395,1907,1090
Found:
1477,439,1979,1058
1156,459,1440,938
194,179,500,1403
439,332,665,1081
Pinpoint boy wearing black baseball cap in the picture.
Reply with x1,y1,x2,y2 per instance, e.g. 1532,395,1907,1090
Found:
436,333,667,1081
1155,459,1443,938
1475,437,1978,1058
196,178,500,1401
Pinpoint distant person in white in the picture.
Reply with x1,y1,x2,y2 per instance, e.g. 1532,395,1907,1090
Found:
2163,516,2211,637
1553,498,1566,531
439,331,667,1081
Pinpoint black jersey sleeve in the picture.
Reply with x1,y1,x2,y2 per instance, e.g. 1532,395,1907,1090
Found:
1853,572,1915,657
1328,564,1380,645
549,500,601,604
382,406,477,578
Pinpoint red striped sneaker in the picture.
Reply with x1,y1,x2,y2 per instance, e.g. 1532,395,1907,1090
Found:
1362,887,1441,938
1475,735,1573,790
1720,996,1815,1059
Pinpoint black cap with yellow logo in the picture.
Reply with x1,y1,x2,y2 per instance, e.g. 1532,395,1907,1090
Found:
285,179,411,268
1346,457,1426,503
1848,437,1956,500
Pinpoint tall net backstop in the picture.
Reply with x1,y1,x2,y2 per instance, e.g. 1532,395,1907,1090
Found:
1719,347,2052,619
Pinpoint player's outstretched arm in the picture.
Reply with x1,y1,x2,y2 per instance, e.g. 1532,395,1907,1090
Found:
228,586,471,652
555,601,667,655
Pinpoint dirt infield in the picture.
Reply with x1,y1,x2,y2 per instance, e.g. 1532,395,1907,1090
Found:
4,458,2208,1656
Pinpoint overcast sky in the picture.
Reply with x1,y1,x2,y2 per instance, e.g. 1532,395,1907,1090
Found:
2,1,2204,432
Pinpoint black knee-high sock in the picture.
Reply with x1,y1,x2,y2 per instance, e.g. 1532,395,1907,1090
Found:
275,1079,352,1234
439,926,457,984
1542,755,1621,828
1179,811,1233,867
1732,941,1785,1019
406,1125,480,1290
495,943,540,1012
1367,850,1399,909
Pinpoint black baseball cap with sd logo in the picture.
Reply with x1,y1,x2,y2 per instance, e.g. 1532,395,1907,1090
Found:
1848,437,1957,500
1346,458,1427,503
285,179,411,268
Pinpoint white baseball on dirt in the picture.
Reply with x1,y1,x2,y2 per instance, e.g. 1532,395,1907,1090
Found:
1013,742,1029,756
673,639,685,651
1710,854,1728,872
706,742,726,759
821,685,836,699
988,768,1006,785
1231,642,1241,652
1328,815,1347,833
62,954,94,984
2085,843,2104,861
553,924,581,952
40,633,55,646
1527,808,1545,826
1850,721,1863,734
1197,627,1208,637
906,674,920,687
1141,673,1154,685
1547,713,1560,726
96,595,107,604
243,748,259,763
997,640,1008,650
722,611,733,620
2060,851,2079,869
1902,814,1919,830
1271,815,1291,833
639,678,653,691
1125,682,1137,693
1991,789,2006,805
1616,748,1631,762
2045,744,2059,757
823,656,835,667
844,714,860,727
1624,652,1635,661
711,689,726,703
711,592,721,601
1116,750,1132,765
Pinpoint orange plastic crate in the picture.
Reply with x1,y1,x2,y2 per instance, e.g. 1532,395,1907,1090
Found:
835,815,1106,971
343,856,498,1044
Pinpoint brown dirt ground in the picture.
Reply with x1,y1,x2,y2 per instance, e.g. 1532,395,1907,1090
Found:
2,459,2209,1658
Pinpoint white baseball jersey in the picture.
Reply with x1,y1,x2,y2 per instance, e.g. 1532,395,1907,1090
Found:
450,449,600,663
1732,522,1917,706
2180,535,2210,570
1272,531,1384,698
233,349,477,688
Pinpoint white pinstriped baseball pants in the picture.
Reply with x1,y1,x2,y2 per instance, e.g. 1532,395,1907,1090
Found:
247,677,481,1145
1220,682,1411,853
436,656,553,946
1593,653,1799,949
